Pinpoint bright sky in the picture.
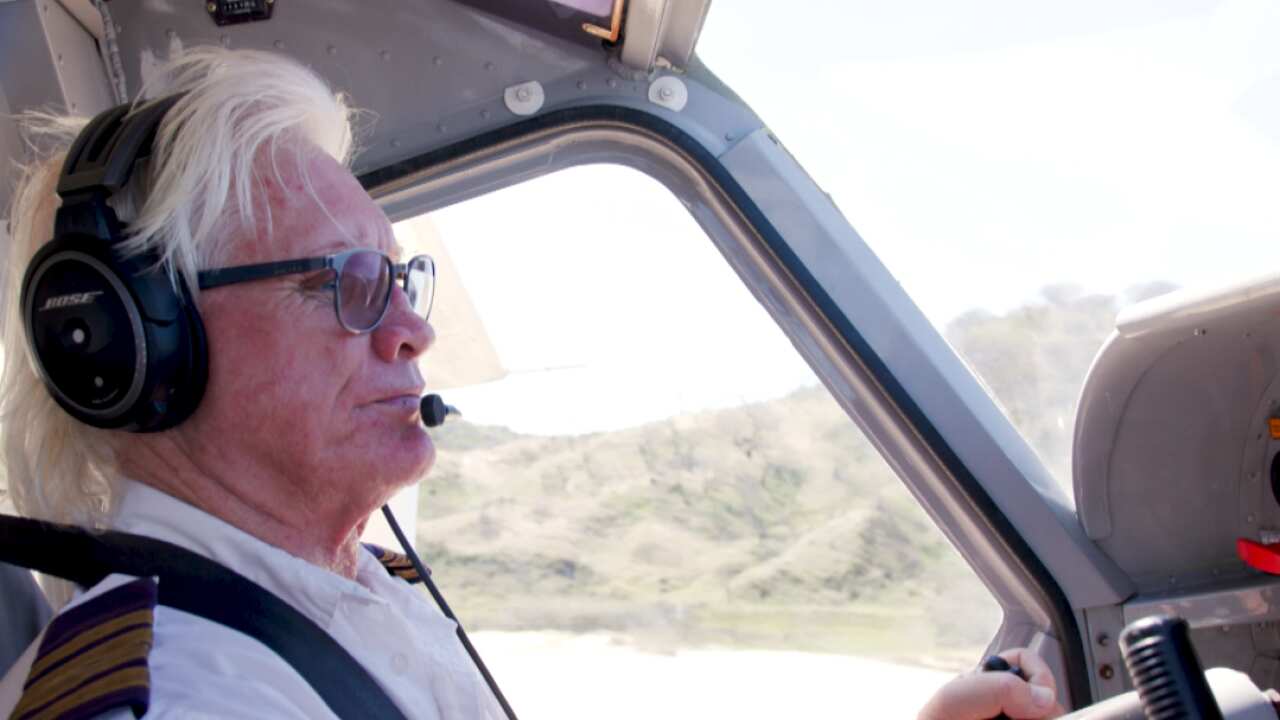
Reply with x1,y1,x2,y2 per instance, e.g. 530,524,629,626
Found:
424,0,1280,436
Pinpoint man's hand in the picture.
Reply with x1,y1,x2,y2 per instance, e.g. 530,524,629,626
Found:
918,648,1066,720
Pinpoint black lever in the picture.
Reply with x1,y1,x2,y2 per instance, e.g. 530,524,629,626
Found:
1120,615,1224,720
981,655,1026,720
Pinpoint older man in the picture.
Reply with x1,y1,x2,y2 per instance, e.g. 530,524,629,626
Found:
0,47,1060,719
0,47,502,719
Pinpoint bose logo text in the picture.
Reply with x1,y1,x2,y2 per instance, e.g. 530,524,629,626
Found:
38,291,105,311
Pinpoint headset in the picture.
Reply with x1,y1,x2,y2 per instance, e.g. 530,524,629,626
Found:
20,94,208,433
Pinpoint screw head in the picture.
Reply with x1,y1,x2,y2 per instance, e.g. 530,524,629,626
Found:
1096,633,1110,647
1100,664,1114,680
207,3,216,12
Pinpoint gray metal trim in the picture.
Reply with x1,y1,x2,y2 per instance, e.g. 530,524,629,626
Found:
619,0,668,71
0,0,113,212
1123,575,1280,630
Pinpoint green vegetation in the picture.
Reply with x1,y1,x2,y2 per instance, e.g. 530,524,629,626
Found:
417,286,1164,670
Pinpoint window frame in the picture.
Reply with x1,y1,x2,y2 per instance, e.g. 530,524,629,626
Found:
361,105,1109,707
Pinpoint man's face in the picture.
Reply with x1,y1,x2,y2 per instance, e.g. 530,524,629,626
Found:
186,146,435,515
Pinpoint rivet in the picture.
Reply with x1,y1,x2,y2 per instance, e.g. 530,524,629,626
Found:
114,23,123,33
483,61,495,71
479,109,491,120
516,87,531,101
436,123,447,133
432,56,443,66
166,28,176,38
606,78,618,89
93,377,104,388
327,45,338,55
1096,633,1109,647
659,86,674,100
725,132,735,141
380,50,392,61
389,139,401,148
577,80,587,90
1099,664,1114,680
274,40,285,50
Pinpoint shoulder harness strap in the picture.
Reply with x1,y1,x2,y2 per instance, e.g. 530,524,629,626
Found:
363,543,429,585
12,578,156,720
0,515,408,720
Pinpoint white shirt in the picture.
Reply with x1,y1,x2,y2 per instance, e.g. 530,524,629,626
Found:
0,481,506,719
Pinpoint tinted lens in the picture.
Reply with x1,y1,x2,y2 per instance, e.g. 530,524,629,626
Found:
336,250,392,331
406,256,435,321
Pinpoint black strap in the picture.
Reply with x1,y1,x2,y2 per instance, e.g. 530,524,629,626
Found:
0,514,408,720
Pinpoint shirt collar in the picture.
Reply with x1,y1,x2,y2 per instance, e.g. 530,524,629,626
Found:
109,479,387,628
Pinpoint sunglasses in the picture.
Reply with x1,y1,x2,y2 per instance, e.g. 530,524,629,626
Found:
197,249,435,333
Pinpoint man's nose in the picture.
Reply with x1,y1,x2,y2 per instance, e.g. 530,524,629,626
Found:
372,285,433,362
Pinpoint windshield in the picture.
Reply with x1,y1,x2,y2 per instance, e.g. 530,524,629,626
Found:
698,0,1280,493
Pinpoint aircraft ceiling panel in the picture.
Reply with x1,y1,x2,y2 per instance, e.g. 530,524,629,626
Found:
103,0,609,177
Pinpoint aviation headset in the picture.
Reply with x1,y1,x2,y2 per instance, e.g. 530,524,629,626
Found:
20,94,208,433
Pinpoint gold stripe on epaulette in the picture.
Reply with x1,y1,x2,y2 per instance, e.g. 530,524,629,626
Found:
16,626,152,714
365,544,426,584
16,666,149,720
13,577,155,720
26,608,152,681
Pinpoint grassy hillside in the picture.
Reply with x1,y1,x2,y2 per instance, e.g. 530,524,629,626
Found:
416,286,1142,670
418,387,997,669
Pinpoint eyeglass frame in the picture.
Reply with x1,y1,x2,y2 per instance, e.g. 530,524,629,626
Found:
196,248,436,334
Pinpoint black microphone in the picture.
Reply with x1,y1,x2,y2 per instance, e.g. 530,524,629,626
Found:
420,394,460,428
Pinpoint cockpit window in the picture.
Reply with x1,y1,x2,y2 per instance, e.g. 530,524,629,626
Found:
397,165,1001,717
698,1,1280,495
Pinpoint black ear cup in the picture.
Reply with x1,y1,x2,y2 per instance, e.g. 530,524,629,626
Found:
22,234,207,432
20,94,207,433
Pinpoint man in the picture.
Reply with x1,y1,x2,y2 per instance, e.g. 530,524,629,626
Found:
0,47,1060,719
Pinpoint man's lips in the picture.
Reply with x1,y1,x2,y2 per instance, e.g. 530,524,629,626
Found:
371,394,421,411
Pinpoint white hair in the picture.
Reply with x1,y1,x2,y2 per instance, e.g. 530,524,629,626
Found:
0,47,357,537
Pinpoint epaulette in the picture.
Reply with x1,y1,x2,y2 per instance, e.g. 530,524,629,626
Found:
363,543,429,584
12,577,156,720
